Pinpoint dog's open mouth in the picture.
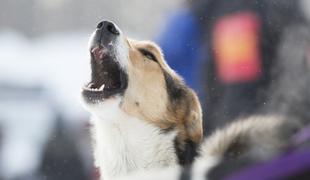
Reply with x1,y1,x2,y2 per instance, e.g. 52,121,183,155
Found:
82,46,128,101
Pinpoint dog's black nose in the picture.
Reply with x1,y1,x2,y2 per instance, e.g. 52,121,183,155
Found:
97,21,120,35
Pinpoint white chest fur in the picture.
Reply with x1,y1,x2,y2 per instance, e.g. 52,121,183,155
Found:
88,98,178,180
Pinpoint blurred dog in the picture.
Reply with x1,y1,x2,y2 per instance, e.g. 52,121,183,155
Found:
81,21,203,179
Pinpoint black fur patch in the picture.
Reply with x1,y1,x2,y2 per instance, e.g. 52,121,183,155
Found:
163,71,184,101
224,138,249,159
174,138,198,166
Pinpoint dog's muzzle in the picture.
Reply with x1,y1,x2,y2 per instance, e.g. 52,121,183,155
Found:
82,21,128,103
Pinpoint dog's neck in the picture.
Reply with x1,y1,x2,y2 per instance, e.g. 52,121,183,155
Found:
89,98,178,180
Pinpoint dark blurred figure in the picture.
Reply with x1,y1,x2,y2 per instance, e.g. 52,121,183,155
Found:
198,0,307,134
158,0,308,135
209,24,310,179
39,117,89,180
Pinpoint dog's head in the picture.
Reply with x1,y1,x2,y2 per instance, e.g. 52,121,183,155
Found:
82,21,203,143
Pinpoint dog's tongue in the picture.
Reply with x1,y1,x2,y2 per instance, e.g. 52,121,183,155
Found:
92,47,106,60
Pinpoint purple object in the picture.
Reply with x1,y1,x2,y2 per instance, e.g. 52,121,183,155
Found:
226,150,310,180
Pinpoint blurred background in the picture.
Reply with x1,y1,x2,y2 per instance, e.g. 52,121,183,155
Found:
1,0,310,180
0,0,182,179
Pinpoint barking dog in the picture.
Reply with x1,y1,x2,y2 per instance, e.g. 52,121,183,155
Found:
81,21,203,179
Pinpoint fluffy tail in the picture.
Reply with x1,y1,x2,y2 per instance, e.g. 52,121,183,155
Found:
200,115,289,160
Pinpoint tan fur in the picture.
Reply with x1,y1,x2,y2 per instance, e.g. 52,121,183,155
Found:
121,38,203,144
164,87,203,144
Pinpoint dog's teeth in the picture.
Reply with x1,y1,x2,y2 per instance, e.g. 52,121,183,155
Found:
88,83,94,88
99,84,105,91
83,83,106,92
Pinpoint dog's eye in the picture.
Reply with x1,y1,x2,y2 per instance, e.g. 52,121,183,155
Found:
139,49,157,62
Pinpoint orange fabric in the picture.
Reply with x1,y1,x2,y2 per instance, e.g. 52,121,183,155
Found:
213,12,262,83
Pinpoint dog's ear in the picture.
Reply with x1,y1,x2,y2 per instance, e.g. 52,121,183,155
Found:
163,71,203,142
185,91,203,143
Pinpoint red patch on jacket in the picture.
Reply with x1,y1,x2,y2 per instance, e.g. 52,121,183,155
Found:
213,11,262,83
